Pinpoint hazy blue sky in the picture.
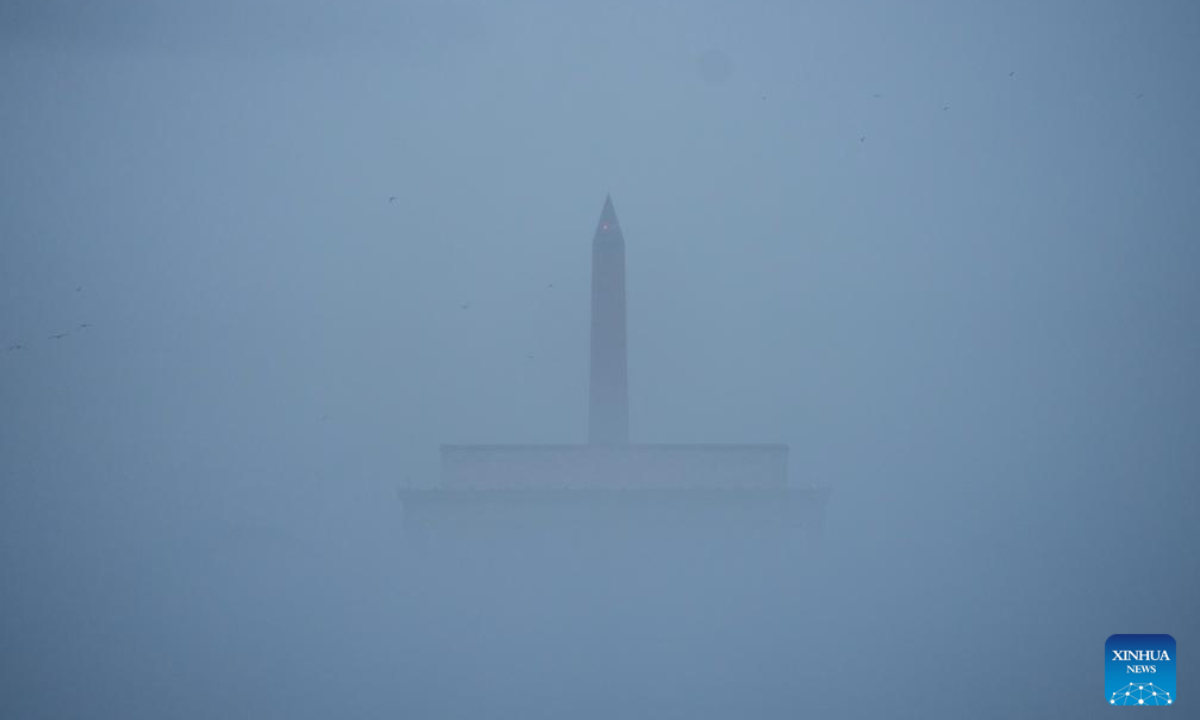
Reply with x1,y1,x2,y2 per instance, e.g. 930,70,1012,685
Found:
2,1,1198,717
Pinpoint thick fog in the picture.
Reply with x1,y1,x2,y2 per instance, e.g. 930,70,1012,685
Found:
2,1,1198,718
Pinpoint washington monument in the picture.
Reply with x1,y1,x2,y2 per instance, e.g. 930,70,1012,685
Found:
588,194,628,445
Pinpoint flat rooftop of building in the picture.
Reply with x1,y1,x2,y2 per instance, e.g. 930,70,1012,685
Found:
435,443,792,490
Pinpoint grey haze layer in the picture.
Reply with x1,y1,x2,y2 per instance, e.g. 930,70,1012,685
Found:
2,1,1199,719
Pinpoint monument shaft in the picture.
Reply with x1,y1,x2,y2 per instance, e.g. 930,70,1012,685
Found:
588,195,629,445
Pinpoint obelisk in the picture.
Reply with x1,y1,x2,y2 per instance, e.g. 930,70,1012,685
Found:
588,194,629,445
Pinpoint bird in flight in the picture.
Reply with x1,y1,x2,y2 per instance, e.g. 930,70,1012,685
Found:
5,344,22,351
49,333,68,340
547,283,555,289
942,103,951,111
78,322,92,329
1009,71,1015,78
859,136,866,143
872,93,882,98
388,196,397,203
1136,93,1144,100
76,286,82,292
460,303,470,310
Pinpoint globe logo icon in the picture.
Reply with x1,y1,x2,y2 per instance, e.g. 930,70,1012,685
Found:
1111,683,1172,705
